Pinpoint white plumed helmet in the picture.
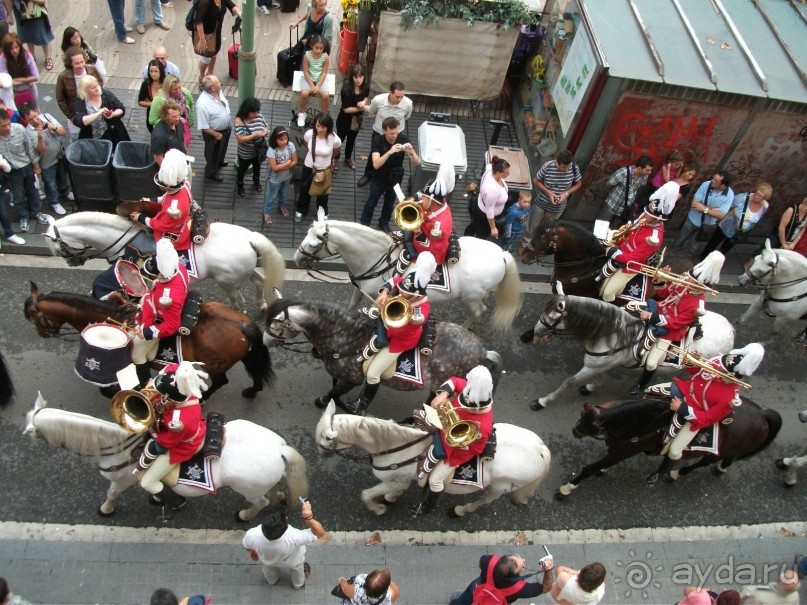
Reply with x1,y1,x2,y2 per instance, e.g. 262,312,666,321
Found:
155,238,179,279
462,365,493,408
157,149,191,190
692,251,725,286
729,343,765,377
173,361,209,399
413,252,437,291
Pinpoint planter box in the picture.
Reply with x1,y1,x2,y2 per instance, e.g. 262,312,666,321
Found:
372,11,520,101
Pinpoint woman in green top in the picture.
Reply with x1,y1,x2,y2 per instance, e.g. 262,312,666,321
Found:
148,76,195,149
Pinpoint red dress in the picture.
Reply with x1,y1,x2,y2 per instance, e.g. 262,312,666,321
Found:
139,264,189,340
383,276,430,353
145,181,193,251
652,284,705,341
154,401,205,464
673,360,740,432
412,202,453,265
437,377,494,466
614,222,664,273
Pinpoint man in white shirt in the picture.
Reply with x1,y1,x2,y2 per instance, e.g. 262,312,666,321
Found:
196,75,231,181
242,501,327,589
740,569,800,604
356,81,413,188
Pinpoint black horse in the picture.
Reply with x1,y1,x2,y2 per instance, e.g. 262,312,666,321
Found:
263,298,503,410
555,397,782,497
0,350,14,408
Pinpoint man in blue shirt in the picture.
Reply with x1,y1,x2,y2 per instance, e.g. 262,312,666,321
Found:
672,170,734,253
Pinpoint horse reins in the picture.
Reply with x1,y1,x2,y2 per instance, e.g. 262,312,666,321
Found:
743,252,807,314
51,222,140,263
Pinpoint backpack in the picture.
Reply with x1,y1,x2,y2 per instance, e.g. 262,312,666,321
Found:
185,0,199,32
471,556,526,605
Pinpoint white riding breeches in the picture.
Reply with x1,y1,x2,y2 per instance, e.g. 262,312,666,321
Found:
365,347,400,385
139,453,177,494
644,338,672,371
131,335,159,364
428,460,456,492
600,269,634,302
665,422,699,461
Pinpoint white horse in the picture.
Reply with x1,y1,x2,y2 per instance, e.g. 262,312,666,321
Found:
737,241,807,339
522,293,736,408
775,409,807,487
24,392,308,520
294,218,522,330
314,401,551,517
44,212,285,311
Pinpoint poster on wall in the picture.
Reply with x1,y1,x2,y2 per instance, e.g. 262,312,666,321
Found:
552,30,596,136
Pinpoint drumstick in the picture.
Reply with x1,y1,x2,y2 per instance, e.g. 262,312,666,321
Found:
105,317,137,334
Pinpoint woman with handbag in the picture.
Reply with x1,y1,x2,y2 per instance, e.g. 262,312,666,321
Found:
72,74,130,150
294,111,340,223
149,76,195,151
698,182,771,262
464,156,510,241
12,0,54,72
336,63,369,171
233,96,269,198
191,0,242,86
0,33,38,110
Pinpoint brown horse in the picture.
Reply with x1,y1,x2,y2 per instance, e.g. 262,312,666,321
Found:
24,282,273,399
556,397,782,497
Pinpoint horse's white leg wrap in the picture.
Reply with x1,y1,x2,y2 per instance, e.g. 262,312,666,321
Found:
558,482,577,496
361,481,401,515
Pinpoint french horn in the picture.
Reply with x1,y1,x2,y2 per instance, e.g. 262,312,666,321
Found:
110,388,158,433
393,199,424,231
438,405,480,448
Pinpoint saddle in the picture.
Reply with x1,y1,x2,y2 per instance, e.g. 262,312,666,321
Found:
358,314,438,367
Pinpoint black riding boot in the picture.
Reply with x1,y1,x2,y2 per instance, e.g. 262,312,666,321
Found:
343,382,380,415
153,484,187,513
135,363,152,389
646,457,674,487
410,487,441,517
629,368,655,397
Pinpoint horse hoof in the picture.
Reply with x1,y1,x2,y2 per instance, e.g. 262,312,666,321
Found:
712,465,727,476
661,471,678,483
775,458,788,471
97,506,115,517
554,489,567,500
446,507,461,519
595,469,608,476
314,397,328,409
98,385,120,399
784,482,796,488
519,329,535,343
646,473,659,487
234,511,249,523
529,399,546,411
579,385,592,396
241,388,258,399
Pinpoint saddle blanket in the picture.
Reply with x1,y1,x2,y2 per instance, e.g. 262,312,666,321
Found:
123,231,198,279
633,335,686,370
451,456,485,490
182,247,199,280
176,454,216,493
617,274,648,303
154,335,186,367
392,348,424,386
668,413,720,456
424,262,450,294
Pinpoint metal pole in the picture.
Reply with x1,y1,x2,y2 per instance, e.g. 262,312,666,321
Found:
237,1,257,104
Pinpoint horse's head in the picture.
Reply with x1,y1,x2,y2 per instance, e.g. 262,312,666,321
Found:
518,220,558,265
532,293,569,338
23,391,48,439
24,282,64,338
294,220,335,268
572,402,603,439
263,300,305,345
314,400,351,455
738,239,777,287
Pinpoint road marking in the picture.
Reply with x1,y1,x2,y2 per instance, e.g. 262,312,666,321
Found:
2,520,804,546
1,255,761,304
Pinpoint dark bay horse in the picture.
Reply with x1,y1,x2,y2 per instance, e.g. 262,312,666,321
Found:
0,350,13,408
24,282,273,399
556,398,782,497
263,298,503,410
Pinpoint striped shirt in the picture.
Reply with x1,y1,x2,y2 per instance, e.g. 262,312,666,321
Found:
534,159,582,212
234,114,268,159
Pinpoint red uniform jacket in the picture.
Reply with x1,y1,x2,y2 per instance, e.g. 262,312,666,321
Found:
383,276,430,354
673,360,740,432
614,222,664,274
412,202,452,265
653,283,705,341
146,181,193,250
154,400,205,464
437,377,494,466
139,264,189,340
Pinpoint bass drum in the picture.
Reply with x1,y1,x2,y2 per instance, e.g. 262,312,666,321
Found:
75,323,132,387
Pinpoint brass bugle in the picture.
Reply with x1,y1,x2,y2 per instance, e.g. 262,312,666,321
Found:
605,218,647,247
110,387,159,432
381,295,412,328
437,404,480,448
667,344,752,389
393,199,424,231
625,261,719,296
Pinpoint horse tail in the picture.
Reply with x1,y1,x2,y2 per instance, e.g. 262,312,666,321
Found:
281,445,309,503
738,408,783,461
0,350,14,408
491,252,522,332
250,232,286,303
484,350,504,393
241,321,275,388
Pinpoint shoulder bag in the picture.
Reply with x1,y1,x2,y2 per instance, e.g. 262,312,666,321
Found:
695,185,718,242
718,193,749,239
308,134,332,196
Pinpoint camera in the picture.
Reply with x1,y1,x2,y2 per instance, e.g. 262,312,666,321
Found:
298,496,308,506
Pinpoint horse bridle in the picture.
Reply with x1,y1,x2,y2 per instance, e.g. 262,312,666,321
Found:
50,222,140,264
743,252,807,308
28,297,70,339
296,223,339,264
537,297,568,334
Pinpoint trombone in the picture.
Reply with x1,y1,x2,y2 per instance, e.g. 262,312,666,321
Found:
625,260,720,296
667,344,752,389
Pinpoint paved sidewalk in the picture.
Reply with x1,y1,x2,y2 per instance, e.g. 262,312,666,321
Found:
2,521,806,605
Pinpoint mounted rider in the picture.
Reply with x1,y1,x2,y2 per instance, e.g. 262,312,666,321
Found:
629,251,725,396
129,148,195,271
411,365,495,517
394,161,456,276
344,252,436,415
598,197,673,302
650,343,764,483
131,238,190,388
136,360,208,515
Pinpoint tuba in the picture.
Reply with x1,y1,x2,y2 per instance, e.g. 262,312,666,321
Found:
110,388,158,433
437,405,480,448
666,344,752,389
380,296,412,328
393,199,424,231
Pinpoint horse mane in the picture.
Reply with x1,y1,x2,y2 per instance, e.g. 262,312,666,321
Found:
58,212,136,231
556,220,605,258
598,398,672,440
322,220,392,245
28,291,136,322
267,299,375,333
553,294,644,348
32,408,132,458
337,414,427,449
